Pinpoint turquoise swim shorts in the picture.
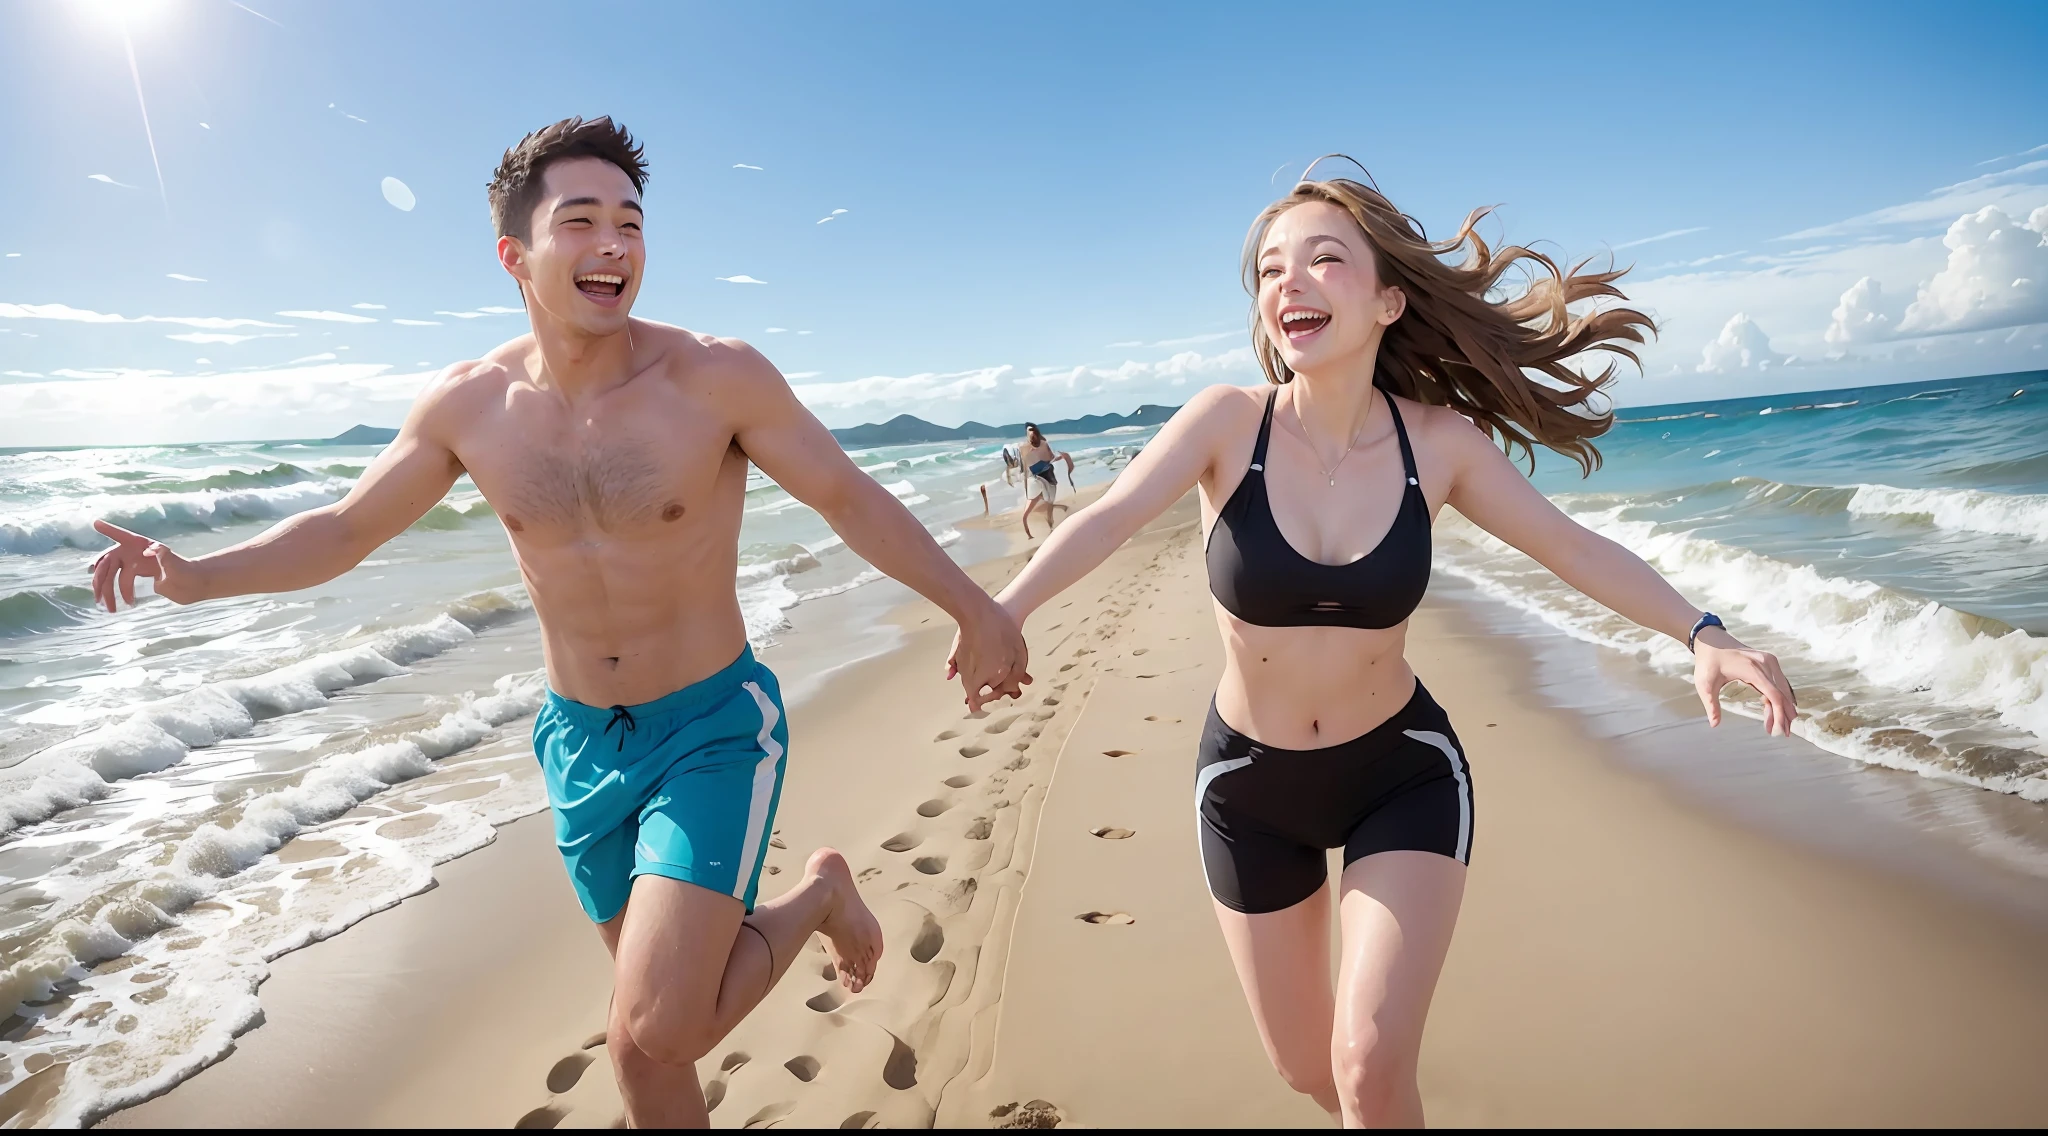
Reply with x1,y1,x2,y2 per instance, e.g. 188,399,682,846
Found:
532,646,789,921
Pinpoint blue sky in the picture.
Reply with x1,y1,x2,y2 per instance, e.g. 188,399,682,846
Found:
2,0,2045,445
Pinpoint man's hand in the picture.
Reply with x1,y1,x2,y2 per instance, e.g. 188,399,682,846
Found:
89,520,201,611
945,597,1030,712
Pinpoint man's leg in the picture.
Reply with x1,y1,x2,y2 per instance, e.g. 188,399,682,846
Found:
598,848,882,1128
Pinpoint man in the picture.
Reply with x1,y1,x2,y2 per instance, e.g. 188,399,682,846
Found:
86,117,1028,1127
1018,422,1074,539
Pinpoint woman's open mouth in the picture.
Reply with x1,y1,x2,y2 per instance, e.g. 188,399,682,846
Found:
1280,307,1330,341
575,272,626,303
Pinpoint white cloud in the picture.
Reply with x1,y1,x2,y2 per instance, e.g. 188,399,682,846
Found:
1614,226,1708,250
289,353,338,364
734,163,764,171
381,176,416,212
1781,160,2048,241
476,305,522,314
1824,276,1897,347
277,309,378,323
392,318,442,326
352,302,386,310
1896,204,2048,336
765,327,787,333
0,363,435,447
87,174,136,189
717,275,768,284
1106,340,1143,348
1151,331,1238,348
1696,313,1788,374
165,331,295,345
433,310,490,319
817,209,848,225
0,302,289,330
785,371,821,379
166,273,206,283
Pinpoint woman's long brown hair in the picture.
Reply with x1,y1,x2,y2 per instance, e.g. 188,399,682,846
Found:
1242,169,1655,474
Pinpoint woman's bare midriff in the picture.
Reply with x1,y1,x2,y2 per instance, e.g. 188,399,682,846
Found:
1211,610,1416,750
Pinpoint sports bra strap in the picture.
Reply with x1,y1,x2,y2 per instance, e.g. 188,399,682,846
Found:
1381,389,1420,486
1249,388,1278,471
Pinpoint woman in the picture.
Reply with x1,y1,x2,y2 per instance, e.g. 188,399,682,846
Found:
1018,422,1075,539
968,168,1797,1126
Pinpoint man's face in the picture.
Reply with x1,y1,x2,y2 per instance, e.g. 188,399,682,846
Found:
499,156,645,335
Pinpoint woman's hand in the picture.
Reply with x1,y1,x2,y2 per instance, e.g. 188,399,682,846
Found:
1692,626,1797,736
90,520,202,611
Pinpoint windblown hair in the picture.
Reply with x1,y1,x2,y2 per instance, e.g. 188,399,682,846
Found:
1241,169,1655,474
488,116,649,243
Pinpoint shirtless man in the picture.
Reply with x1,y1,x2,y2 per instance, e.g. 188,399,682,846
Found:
85,117,1029,1127
1018,423,1074,539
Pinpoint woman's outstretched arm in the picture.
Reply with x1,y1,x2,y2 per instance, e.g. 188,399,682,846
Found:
996,386,1245,622
1432,407,1799,736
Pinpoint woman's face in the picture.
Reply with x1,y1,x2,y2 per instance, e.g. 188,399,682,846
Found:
1255,200,1404,377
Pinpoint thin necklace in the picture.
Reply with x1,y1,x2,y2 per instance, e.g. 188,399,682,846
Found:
1292,392,1373,487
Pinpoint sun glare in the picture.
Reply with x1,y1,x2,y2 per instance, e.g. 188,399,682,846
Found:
75,0,175,29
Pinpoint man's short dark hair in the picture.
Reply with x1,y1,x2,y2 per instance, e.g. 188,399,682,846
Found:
1024,422,1040,432
488,116,648,243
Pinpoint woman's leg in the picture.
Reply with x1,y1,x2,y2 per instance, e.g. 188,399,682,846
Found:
1212,887,1343,1120
1331,850,1466,1127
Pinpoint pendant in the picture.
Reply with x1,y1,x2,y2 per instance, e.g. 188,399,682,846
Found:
1328,477,1336,487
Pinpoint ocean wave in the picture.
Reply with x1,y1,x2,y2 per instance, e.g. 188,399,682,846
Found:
1756,400,1859,415
409,497,498,531
1565,510,2048,750
1,669,550,1127
0,478,354,555
0,590,531,837
115,462,319,495
1845,483,2048,543
0,584,96,636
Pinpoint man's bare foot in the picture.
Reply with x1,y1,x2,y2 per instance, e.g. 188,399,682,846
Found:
808,847,883,993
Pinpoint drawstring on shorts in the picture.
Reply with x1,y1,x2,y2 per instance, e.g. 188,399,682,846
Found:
604,704,637,752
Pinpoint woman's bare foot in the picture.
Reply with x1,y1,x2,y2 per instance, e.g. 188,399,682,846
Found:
807,847,884,992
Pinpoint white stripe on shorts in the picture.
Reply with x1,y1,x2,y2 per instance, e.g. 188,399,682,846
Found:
731,681,785,899
1193,756,1255,896
1402,729,1471,863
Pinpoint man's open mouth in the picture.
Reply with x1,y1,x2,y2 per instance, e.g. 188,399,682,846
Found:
576,272,626,299
1281,308,1330,340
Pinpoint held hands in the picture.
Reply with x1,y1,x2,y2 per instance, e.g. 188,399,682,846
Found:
944,596,1031,712
1691,625,1797,736
89,520,199,612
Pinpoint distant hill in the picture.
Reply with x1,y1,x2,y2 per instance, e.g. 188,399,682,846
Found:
324,424,400,446
309,404,1177,451
829,403,1178,448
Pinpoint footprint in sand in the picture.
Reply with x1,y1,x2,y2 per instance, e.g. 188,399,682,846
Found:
935,729,960,741
785,1055,822,1083
964,816,993,840
820,960,838,980
1143,715,1181,724
704,1079,728,1111
991,1100,1066,1128
1030,708,1056,722
841,1111,878,1128
1101,749,1134,758
912,855,948,875
721,1051,751,1073
1076,911,1136,925
514,1105,565,1129
1132,647,1150,655
579,1031,607,1050
1058,663,1078,673
546,1052,593,1093
982,714,1018,734
911,914,945,963
746,1102,796,1127
882,832,922,853
883,1034,919,1090
807,988,846,1012
943,774,975,788
1003,755,1032,772
958,742,989,759
916,799,952,818
857,867,884,883
1090,826,1135,840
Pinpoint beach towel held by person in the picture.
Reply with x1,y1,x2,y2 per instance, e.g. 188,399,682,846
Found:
1018,422,1074,539
84,116,1030,1129
960,158,1798,1128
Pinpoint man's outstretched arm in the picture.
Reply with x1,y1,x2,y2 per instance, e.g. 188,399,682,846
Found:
90,370,471,610
724,347,1028,708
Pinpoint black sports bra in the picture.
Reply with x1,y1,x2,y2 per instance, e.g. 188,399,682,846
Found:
1205,387,1432,629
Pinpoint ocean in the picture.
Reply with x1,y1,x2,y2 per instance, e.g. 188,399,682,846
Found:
3,368,2045,1124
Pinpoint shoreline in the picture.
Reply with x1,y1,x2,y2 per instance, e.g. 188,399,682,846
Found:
95,490,2048,1127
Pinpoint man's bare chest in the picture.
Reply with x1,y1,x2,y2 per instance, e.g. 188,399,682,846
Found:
461,427,741,540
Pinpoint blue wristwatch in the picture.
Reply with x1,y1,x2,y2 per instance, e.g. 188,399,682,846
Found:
1687,611,1724,652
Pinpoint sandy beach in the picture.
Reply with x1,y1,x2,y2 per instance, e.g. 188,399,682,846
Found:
96,493,2048,1128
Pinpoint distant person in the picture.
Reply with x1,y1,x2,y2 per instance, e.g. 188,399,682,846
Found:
961,161,1796,1127
1018,422,1074,539
86,116,1028,1128
1000,442,1020,486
